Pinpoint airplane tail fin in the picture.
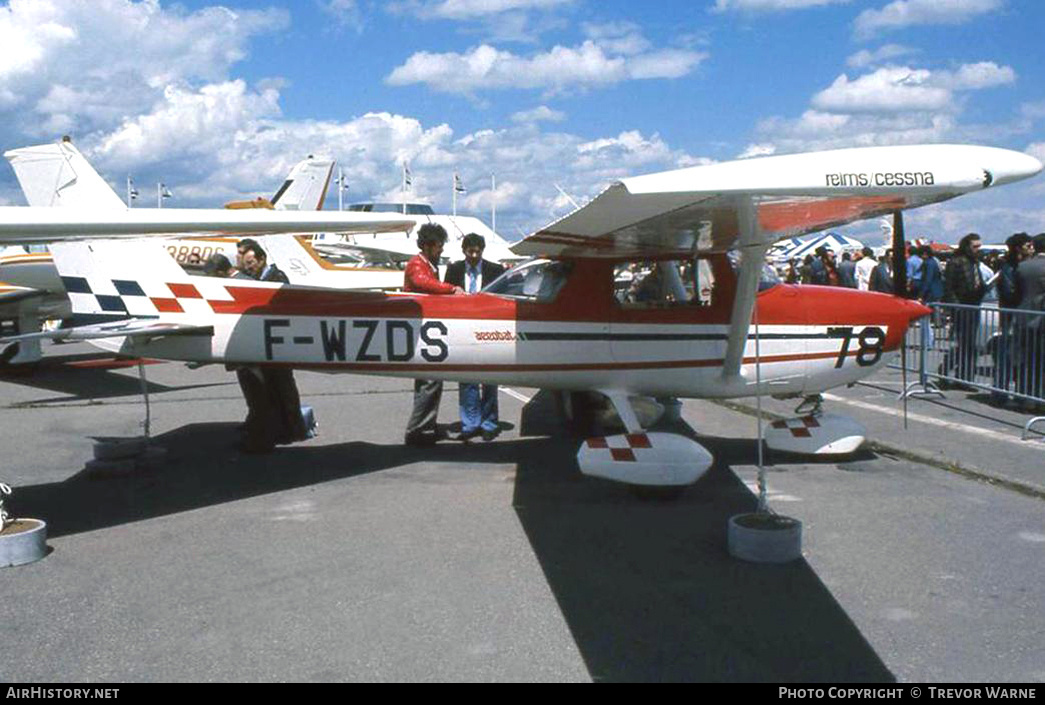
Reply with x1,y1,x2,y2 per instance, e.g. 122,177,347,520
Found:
270,156,335,211
3,138,127,211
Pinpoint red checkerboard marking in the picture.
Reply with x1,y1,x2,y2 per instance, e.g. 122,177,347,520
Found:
586,433,654,462
151,297,184,313
167,283,202,299
771,416,821,438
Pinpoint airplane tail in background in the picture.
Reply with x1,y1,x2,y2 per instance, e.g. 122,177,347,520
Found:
270,156,335,211
4,138,126,211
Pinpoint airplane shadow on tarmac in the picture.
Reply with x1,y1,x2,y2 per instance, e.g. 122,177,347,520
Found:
14,385,892,683
511,390,893,683
0,352,226,403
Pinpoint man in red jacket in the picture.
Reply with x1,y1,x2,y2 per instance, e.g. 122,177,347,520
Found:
404,223,464,445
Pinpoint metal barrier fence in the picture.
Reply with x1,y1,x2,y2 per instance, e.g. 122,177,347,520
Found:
894,301,1045,440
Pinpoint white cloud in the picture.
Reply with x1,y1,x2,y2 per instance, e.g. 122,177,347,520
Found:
394,0,574,20
319,0,364,32
813,68,951,113
511,105,565,123
854,0,1003,38
386,41,707,95
738,143,777,159
846,44,916,68
939,62,1015,90
1021,102,1045,121
811,63,1014,114
0,0,286,138
712,0,851,12
67,79,703,237
755,109,957,153
581,21,650,55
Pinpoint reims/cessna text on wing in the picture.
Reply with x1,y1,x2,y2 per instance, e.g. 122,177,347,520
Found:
1,143,1040,487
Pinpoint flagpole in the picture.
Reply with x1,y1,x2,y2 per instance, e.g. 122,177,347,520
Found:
402,163,407,215
491,174,496,234
452,174,457,217
338,166,344,211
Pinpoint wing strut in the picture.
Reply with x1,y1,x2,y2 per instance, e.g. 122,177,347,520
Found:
722,197,770,380
892,210,908,298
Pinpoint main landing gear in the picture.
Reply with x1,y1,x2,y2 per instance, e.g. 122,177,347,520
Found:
569,391,714,488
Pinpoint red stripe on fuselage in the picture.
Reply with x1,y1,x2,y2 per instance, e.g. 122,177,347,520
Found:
250,348,880,374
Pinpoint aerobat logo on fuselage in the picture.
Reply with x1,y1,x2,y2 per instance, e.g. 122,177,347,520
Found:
263,318,448,363
825,171,936,188
474,330,516,342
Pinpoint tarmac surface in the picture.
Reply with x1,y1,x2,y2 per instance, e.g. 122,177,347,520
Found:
0,344,1043,682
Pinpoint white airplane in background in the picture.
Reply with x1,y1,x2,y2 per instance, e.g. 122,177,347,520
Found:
0,143,1040,488
0,140,409,365
315,201,523,267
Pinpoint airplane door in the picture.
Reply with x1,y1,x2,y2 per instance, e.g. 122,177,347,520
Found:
609,260,707,389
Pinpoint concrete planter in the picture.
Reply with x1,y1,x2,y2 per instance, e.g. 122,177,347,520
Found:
0,518,48,567
728,513,802,564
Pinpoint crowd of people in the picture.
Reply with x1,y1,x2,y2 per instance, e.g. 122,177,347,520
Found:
781,233,1045,408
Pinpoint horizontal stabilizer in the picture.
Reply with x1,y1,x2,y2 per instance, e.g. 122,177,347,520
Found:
0,319,213,345
0,286,47,305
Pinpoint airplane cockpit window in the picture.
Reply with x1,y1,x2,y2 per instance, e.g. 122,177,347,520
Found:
484,259,572,303
615,259,717,307
726,251,781,292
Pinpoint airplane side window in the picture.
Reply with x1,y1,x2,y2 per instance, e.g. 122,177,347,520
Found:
615,259,715,307
726,250,781,292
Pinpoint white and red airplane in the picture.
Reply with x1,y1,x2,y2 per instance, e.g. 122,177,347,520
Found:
0,143,1040,487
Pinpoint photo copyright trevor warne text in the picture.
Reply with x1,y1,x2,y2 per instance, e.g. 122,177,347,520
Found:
779,687,1037,701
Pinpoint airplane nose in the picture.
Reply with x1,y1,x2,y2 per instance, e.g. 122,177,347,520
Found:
903,298,932,325
985,148,1044,187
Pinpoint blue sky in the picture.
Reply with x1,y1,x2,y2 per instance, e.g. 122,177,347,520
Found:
0,0,1042,243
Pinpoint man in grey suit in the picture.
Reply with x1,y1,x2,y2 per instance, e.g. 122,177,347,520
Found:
1016,234,1045,404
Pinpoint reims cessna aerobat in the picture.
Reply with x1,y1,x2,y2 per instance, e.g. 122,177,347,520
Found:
0,143,1040,487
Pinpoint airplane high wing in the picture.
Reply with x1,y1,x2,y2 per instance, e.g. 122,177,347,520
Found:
1,143,1040,488
514,144,1042,258
0,207,415,244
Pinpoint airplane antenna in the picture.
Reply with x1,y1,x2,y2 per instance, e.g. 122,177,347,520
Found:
553,183,580,210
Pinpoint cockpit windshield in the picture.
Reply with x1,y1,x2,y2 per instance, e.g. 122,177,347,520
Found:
483,259,571,303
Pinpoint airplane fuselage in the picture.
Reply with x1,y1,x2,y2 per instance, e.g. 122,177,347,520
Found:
91,256,929,399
